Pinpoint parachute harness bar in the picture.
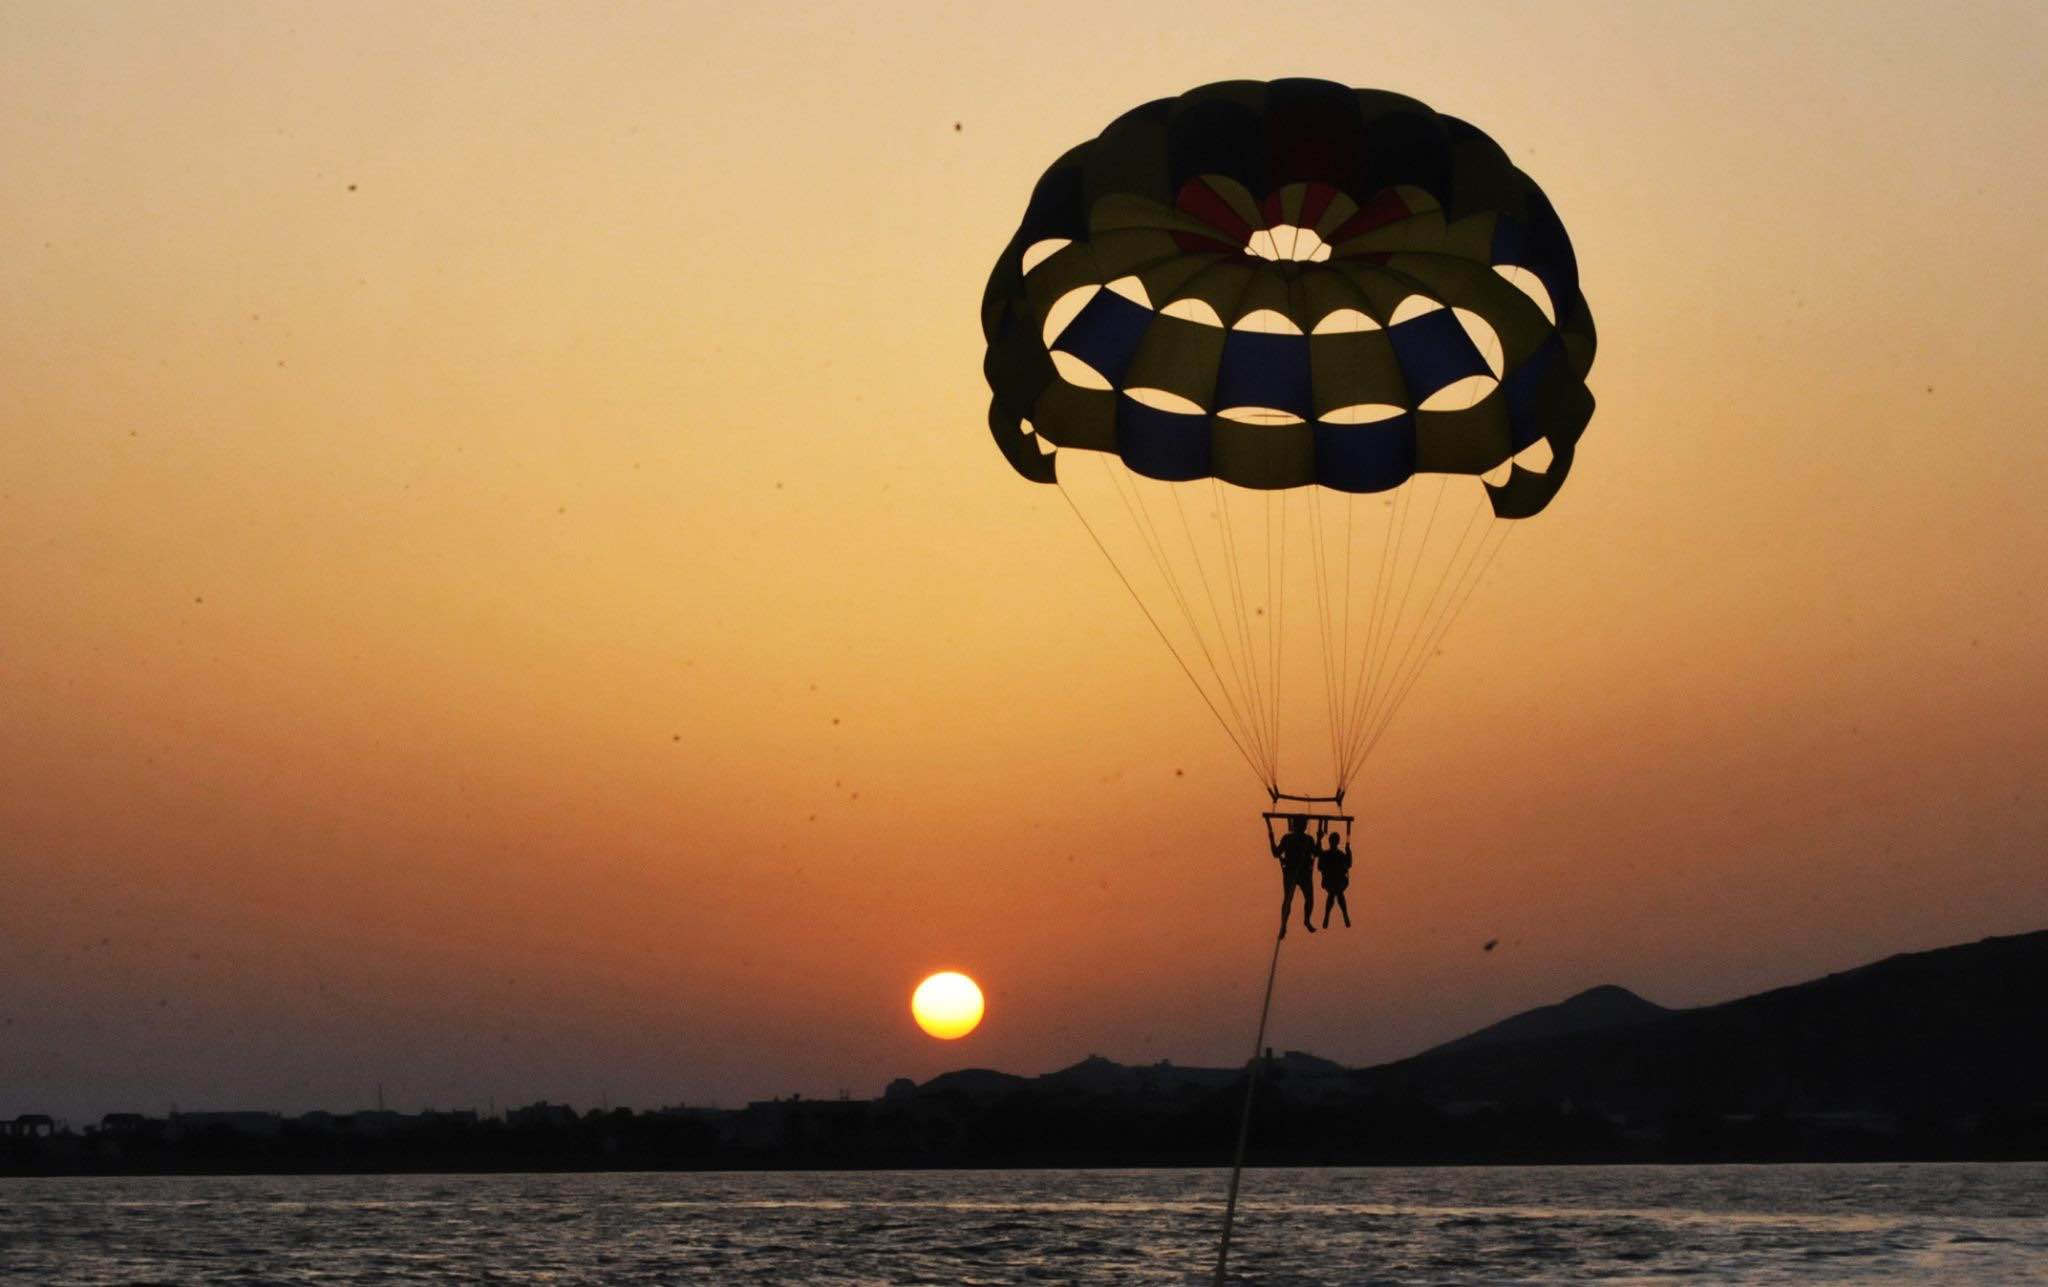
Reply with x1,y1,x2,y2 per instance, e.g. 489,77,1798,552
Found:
1266,789,1353,842
1271,788,1342,806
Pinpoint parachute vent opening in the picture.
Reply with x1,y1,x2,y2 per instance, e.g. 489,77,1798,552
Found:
1042,284,1099,347
1125,387,1207,415
1218,407,1306,425
1051,350,1112,390
1232,308,1302,334
1105,275,1152,307
1453,309,1505,379
1494,264,1556,325
1244,224,1332,263
1161,297,1224,327
1020,238,1071,275
1418,375,1500,413
1481,458,1514,487
1388,294,1444,326
1319,403,1405,425
1020,418,1056,457
1513,437,1554,473
1311,309,1380,334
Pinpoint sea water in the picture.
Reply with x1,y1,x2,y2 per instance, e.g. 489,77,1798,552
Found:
2,1163,2043,1283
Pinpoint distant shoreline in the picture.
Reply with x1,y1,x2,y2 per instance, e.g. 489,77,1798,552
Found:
5,1093,2042,1179
9,1155,2048,1181
9,928,2043,1179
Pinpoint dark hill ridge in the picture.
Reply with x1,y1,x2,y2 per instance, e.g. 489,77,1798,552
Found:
1360,929,2048,1116
926,1052,1352,1095
1418,984,1670,1057
919,931,2048,1129
919,1068,1026,1096
872,930,2048,1165
7,929,2042,1174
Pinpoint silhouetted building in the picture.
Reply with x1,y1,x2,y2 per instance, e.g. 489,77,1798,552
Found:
653,1104,723,1121
167,1112,281,1139
507,1101,577,1128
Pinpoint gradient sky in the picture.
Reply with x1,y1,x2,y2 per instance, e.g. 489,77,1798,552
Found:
3,1,2044,1124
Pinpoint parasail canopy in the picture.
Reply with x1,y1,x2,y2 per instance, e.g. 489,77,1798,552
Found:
982,80,1597,803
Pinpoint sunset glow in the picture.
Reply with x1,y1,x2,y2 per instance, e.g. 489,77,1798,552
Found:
0,2,2041,1128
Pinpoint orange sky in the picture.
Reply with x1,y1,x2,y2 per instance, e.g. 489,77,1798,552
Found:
3,2,2044,1122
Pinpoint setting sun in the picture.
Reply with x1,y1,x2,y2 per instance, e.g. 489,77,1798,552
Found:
910,971,985,1040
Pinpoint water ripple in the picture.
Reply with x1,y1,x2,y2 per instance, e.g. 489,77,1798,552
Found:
0,1163,2043,1283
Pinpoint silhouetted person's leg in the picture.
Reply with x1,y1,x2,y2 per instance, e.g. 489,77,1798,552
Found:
1322,896,1331,929
1301,880,1316,932
1335,891,1350,927
1279,884,1292,938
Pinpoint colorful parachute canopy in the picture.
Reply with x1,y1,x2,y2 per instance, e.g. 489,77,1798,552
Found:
982,81,1597,798
982,79,1594,517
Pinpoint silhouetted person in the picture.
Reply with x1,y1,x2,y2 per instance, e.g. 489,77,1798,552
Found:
1319,832,1352,929
1268,815,1317,937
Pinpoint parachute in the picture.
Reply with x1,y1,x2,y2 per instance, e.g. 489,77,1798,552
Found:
981,81,1600,1280
981,80,1596,816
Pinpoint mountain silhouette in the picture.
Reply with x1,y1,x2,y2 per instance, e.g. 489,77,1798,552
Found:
920,1068,1027,1097
7,929,2042,1174
1361,929,2048,1119
1417,984,1670,1058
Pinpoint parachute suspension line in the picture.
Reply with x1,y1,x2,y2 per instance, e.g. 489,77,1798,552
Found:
1271,491,1289,788
1247,492,1279,789
1170,484,1275,784
1245,288,1277,782
1351,517,1514,772
1377,494,1487,708
1056,476,1270,788
1343,483,1499,784
1307,487,1344,784
1211,480,1276,788
1310,489,1343,774
1265,490,1286,785
1337,481,1414,786
1322,495,1351,791
1166,271,1283,789
1106,459,1275,786
1358,474,1449,747
1339,495,1357,782
1378,518,1507,756
1359,479,1458,762
1356,482,1411,748
1213,928,1284,1287
1348,504,1507,773
1339,483,1485,785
